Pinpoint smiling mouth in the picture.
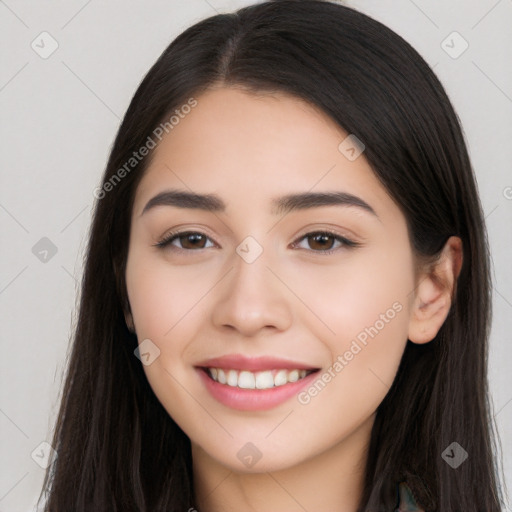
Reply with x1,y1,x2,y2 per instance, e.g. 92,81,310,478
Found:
201,367,318,390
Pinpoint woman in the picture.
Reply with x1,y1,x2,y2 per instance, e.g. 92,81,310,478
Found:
38,1,504,510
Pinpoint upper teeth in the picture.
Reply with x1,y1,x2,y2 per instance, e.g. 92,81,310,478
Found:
207,368,310,390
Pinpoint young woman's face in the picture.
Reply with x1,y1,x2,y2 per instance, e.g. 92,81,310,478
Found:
125,86,417,473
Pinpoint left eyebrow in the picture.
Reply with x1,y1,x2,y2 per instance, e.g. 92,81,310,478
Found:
271,191,378,218
140,189,378,218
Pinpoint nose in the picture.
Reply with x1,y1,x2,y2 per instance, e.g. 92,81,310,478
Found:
211,248,293,337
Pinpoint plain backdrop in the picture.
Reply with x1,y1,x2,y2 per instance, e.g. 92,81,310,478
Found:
0,1,511,511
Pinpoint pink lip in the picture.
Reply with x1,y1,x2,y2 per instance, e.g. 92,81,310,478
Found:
195,361,320,411
196,354,317,372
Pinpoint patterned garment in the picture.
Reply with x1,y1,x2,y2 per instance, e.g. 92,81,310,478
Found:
395,482,425,511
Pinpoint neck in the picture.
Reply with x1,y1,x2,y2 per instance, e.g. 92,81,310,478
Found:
192,413,374,512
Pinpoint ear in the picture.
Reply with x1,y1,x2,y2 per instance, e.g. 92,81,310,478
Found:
408,236,463,344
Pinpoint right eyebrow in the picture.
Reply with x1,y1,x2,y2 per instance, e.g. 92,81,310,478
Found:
140,190,224,216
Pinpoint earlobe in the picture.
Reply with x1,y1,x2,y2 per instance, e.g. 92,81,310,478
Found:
408,236,463,344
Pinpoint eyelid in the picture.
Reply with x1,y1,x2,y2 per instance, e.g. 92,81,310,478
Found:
153,229,218,251
292,222,361,242
154,227,361,254
290,230,360,255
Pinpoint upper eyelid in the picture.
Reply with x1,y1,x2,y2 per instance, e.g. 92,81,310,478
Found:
157,229,217,246
156,229,357,249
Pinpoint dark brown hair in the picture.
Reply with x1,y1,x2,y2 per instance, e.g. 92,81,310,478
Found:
39,1,504,510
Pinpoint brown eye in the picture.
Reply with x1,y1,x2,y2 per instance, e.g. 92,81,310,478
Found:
155,231,215,251
293,231,358,254
177,233,208,249
307,233,337,251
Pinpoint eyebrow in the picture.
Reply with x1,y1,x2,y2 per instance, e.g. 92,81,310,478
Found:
140,189,378,217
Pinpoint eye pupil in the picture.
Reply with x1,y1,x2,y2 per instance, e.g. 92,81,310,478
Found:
309,233,334,250
181,233,205,249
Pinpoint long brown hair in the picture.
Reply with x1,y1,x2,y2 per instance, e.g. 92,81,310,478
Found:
39,1,505,510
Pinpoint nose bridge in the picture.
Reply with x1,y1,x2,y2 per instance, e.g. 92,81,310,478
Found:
211,235,293,335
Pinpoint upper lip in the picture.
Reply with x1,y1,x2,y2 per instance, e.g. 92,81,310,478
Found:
196,354,319,372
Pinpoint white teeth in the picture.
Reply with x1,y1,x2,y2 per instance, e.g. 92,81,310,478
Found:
227,369,238,387
238,371,256,389
274,369,288,387
217,369,227,384
255,370,274,389
288,369,299,382
207,367,312,389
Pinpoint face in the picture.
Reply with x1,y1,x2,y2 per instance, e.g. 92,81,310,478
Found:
125,86,417,473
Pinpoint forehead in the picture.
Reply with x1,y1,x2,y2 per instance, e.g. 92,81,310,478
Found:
132,86,396,221
163,86,346,161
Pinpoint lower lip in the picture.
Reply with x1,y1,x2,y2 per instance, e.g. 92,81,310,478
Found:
196,368,319,411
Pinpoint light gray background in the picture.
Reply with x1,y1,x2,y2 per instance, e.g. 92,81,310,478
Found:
0,1,511,511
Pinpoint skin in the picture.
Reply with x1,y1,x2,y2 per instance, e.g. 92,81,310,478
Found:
124,86,462,511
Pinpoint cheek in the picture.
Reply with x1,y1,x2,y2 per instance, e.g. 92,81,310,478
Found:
125,249,216,369
283,242,414,347
292,245,414,432
125,250,214,432
124,246,238,438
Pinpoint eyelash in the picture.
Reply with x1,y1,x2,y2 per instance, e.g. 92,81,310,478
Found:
153,229,360,255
